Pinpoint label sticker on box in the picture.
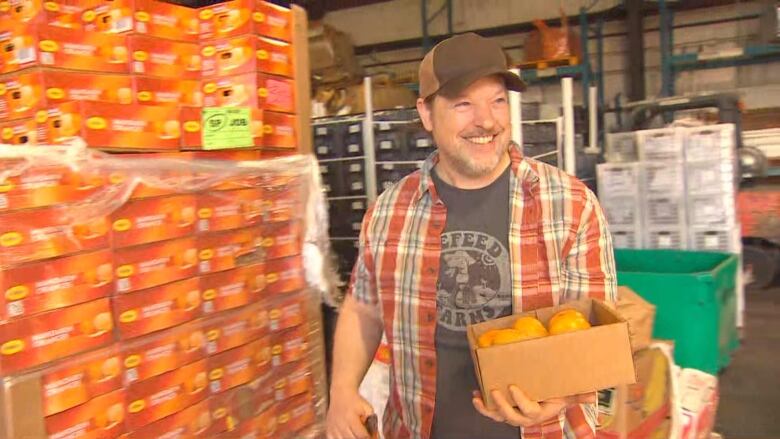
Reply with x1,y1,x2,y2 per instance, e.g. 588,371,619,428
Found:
351,201,364,210
349,163,362,173
705,234,720,249
315,127,328,136
317,146,328,155
379,122,390,131
658,234,672,247
348,144,360,154
348,124,361,134
417,138,431,148
202,107,253,150
380,140,393,150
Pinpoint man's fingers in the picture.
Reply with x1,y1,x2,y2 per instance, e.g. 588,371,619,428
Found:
347,414,370,439
472,396,506,423
508,386,542,419
491,389,533,427
577,392,598,404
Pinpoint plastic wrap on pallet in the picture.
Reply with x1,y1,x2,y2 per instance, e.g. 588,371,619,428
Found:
0,140,329,438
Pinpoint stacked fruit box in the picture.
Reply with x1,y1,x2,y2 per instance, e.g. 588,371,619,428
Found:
0,0,302,157
0,146,327,438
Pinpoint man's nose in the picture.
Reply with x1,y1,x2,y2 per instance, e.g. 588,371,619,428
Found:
474,103,496,131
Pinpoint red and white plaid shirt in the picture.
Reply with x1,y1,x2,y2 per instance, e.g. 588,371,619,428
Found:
349,144,617,439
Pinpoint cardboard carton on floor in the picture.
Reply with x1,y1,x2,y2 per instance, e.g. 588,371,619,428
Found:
113,236,198,293
201,35,293,78
123,398,212,439
196,226,264,274
253,0,292,42
201,72,294,112
132,0,200,42
616,286,656,353
45,389,127,438
201,303,268,356
110,194,197,248
113,277,202,339
120,322,206,385
467,298,636,409
0,117,37,144
263,111,296,149
129,35,201,79
134,76,203,107
197,0,253,40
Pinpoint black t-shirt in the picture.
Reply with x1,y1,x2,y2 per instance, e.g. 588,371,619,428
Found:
430,165,518,439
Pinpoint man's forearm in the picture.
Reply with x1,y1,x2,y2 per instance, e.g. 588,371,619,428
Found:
330,294,385,393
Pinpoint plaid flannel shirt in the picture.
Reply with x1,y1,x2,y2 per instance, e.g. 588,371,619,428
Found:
349,144,617,439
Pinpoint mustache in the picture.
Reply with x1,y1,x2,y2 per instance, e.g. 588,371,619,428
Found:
460,128,502,137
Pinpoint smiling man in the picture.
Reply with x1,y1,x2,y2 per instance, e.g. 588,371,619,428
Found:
326,33,617,439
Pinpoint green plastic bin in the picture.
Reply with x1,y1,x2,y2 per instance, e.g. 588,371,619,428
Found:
614,249,739,374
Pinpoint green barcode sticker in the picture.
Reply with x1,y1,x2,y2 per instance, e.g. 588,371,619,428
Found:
202,107,253,150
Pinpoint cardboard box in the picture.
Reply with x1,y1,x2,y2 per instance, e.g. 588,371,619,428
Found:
103,156,191,200
0,205,109,264
0,0,86,26
125,358,209,430
0,23,130,74
0,249,113,321
253,1,292,42
208,382,276,437
199,263,264,315
124,398,212,439
59,0,134,34
616,286,656,353
260,177,302,223
263,111,296,149
270,324,307,368
268,295,305,333
196,226,264,274
0,117,37,144
133,76,203,107
181,106,263,149
207,341,259,395
197,0,253,40
275,392,316,436
201,73,294,112
120,322,206,385
260,220,302,260
113,277,202,339
129,35,201,80
0,160,103,211
110,194,197,248
0,298,113,374
196,188,263,233
45,389,127,439
132,0,200,42
263,255,304,295
0,69,134,121
113,236,198,293
188,149,264,161
679,369,719,439
202,303,268,356
272,360,312,402
467,299,636,409
201,35,293,78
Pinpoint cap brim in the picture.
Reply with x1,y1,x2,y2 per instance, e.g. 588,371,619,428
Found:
435,66,526,99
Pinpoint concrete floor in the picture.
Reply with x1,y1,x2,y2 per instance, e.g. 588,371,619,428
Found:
716,285,780,438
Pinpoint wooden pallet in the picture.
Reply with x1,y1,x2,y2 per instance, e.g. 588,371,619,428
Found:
516,56,579,70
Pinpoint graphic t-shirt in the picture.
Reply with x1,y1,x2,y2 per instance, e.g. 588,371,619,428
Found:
430,165,518,439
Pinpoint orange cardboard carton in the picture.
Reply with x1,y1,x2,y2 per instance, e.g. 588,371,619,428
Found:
260,220,302,260
270,324,307,368
275,392,316,436
113,277,202,340
197,226,263,274
0,249,113,321
208,382,276,437
0,0,86,26
39,345,123,416
0,69,134,121
197,0,252,40
201,35,293,78
110,194,197,248
0,117,37,144
272,360,312,402
80,0,134,34
0,160,102,211
199,263,264,315
263,255,304,295
133,76,203,107
268,295,305,333
262,111,296,149
45,389,127,439
132,0,200,42
120,322,206,385
253,1,292,42
113,236,198,294
256,73,294,113
202,302,268,356
124,399,212,439
0,205,109,264
260,177,302,223
196,188,263,233
189,149,264,161
467,298,637,409
0,23,130,74
125,358,209,430
181,106,263,148
200,72,293,113
103,156,191,200
207,341,258,395
129,35,201,80
0,298,114,374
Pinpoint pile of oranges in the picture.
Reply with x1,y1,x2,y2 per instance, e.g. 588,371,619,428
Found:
477,309,591,348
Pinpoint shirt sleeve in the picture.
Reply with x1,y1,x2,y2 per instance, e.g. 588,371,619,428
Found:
561,188,618,304
348,206,379,305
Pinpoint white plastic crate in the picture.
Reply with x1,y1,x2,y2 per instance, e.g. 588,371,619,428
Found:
601,196,642,228
605,132,638,163
610,227,642,249
685,124,736,163
597,163,641,198
643,162,686,195
687,193,736,227
637,128,686,162
645,226,688,250
689,226,740,253
685,160,736,196
644,195,687,226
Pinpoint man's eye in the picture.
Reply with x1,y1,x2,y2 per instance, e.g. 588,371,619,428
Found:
495,97,507,104
455,102,471,108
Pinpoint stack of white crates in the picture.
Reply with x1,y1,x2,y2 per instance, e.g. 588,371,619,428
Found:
599,124,740,253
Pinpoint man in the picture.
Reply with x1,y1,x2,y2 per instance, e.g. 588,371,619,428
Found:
326,32,617,439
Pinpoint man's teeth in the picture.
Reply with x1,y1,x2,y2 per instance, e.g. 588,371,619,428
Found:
467,135,494,144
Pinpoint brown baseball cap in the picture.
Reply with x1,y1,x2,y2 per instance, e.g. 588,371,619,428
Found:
418,32,525,101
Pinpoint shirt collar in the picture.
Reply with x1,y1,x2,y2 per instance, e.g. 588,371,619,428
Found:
414,142,539,203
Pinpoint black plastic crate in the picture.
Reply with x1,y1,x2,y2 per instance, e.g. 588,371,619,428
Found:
328,198,367,237
407,127,435,161
343,122,364,157
376,162,422,193
374,128,406,162
342,160,367,196
313,123,346,159
319,161,342,197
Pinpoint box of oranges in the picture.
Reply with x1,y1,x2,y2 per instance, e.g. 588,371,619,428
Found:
467,298,635,409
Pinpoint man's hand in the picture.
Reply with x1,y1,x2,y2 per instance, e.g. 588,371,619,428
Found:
472,386,596,428
326,389,375,439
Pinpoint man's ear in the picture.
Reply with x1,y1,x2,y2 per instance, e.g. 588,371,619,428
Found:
416,97,434,132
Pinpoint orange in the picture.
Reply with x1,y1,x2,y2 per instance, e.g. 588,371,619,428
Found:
491,329,526,345
512,316,548,339
548,309,591,335
477,330,499,348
